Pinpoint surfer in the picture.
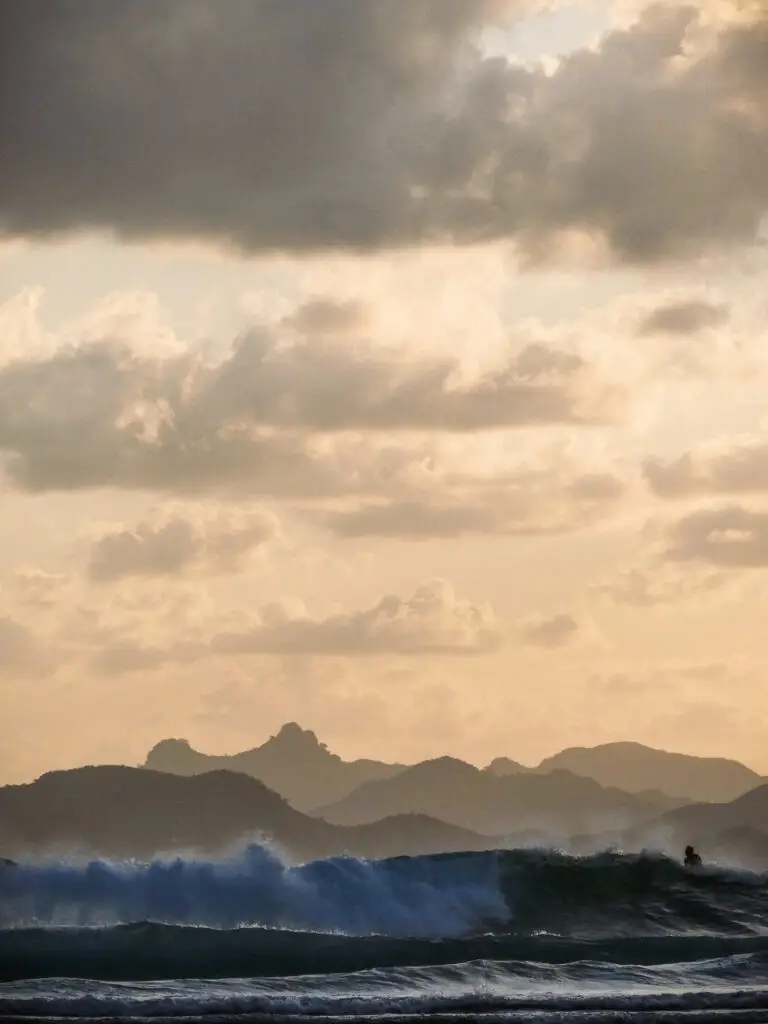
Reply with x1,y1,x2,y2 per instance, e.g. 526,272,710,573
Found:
684,845,702,868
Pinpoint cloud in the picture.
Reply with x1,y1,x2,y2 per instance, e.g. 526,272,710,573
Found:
90,580,501,672
285,299,369,337
193,329,617,432
593,562,734,607
517,612,582,648
214,579,500,657
316,469,627,539
644,434,768,499
637,299,730,336
0,305,620,496
0,287,634,544
2,2,767,263
624,291,753,382
87,505,280,582
663,505,768,567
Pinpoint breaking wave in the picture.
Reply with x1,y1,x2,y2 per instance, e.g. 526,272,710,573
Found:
0,843,507,937
2,844,767,937
3,846,768,1020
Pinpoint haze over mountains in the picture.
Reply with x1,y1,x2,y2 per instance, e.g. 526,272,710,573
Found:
144,723,404,811
585,785,768,872
537,743,763,805
2,720,768,869
633,784,768,856
313,757,678,838
0,766,494,864
144,723,764,810
4,721,768,867
96,723,765,869
3,756,768,871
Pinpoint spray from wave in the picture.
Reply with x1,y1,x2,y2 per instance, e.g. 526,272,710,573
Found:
0,843,508,936
4,845,768,1021
2,843,767,939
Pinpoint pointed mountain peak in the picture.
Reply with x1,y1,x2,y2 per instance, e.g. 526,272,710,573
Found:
264,722,329,754
143,737,204,774
485,757,528,776
272,724,323,749
149,737,193,753
277,721,317,740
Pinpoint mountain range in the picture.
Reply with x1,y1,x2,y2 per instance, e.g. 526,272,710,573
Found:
144,723,404,811
0,766,494,863
568,783,768,871
3,762,768,871
536,742,763,804
631,782,768,858
143,724,764,809
312,756,680,838
4,723,768,869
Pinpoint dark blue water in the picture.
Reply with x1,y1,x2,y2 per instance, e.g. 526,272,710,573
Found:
1,845,767,1022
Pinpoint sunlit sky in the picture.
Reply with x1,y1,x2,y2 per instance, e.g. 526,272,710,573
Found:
2,0,768,783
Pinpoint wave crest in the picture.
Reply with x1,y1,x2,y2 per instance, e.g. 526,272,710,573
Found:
1,844,765,939
0,843,507,936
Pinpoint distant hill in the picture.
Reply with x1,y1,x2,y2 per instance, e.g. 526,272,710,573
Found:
707,826,768,871
535,742,763,803
484,757,530,776
143,723,405,811
0,766,496,863
140,725,763,813
643,782,768,848
587,783,768,870
313,756,679,838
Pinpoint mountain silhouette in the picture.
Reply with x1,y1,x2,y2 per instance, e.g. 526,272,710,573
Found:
707,826,768,871
535,742,762,803
142,726,762,808
484,757,530,776
7,762,768,870
313,756,679,838
568,783,768,869
0,766,496,863
143,723,405,811
646,782,768,848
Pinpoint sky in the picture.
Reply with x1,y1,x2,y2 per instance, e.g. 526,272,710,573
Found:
2,0,768,783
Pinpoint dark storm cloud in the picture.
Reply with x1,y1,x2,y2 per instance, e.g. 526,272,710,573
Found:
0,0,513,251
1,1,767,262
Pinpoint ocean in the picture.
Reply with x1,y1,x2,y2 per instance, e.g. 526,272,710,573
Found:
1,844,767,1023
